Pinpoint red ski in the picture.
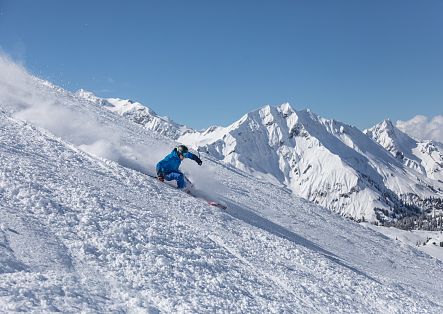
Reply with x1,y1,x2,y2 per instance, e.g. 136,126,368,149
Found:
207,201,227,210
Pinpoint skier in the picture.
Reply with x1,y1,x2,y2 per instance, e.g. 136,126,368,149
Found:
156,145,202,191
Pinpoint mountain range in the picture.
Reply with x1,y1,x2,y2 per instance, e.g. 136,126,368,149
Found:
76,91,443,223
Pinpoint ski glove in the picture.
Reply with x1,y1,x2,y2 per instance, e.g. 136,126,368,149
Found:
195,157,202,166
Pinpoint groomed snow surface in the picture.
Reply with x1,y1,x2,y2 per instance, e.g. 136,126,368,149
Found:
1,55,443,312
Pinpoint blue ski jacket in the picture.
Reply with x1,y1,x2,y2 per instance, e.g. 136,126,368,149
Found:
156,148,201,175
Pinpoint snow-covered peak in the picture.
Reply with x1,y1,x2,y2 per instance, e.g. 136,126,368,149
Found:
75,89,190,139
366,119,407,141
378,118,396,130
365,119,416,155
76,89,148,112
366,119,443,182
76,88,99,101
106,97,152,115
367,119,401,142
75,89,113,108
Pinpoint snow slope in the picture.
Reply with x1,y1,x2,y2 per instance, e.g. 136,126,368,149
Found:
365,224,443,261
179,104,443,222
1,55,443,312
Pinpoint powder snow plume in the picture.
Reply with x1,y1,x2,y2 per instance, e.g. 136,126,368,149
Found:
0,53,172,174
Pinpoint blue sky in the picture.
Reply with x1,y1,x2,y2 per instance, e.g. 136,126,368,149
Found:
1,0,442,130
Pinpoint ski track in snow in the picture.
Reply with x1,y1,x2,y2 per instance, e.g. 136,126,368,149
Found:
1,58,443,312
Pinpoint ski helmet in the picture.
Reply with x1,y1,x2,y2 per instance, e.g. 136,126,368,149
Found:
177,145,189,155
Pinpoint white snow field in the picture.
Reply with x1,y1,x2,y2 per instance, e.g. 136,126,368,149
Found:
1,55,443,313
